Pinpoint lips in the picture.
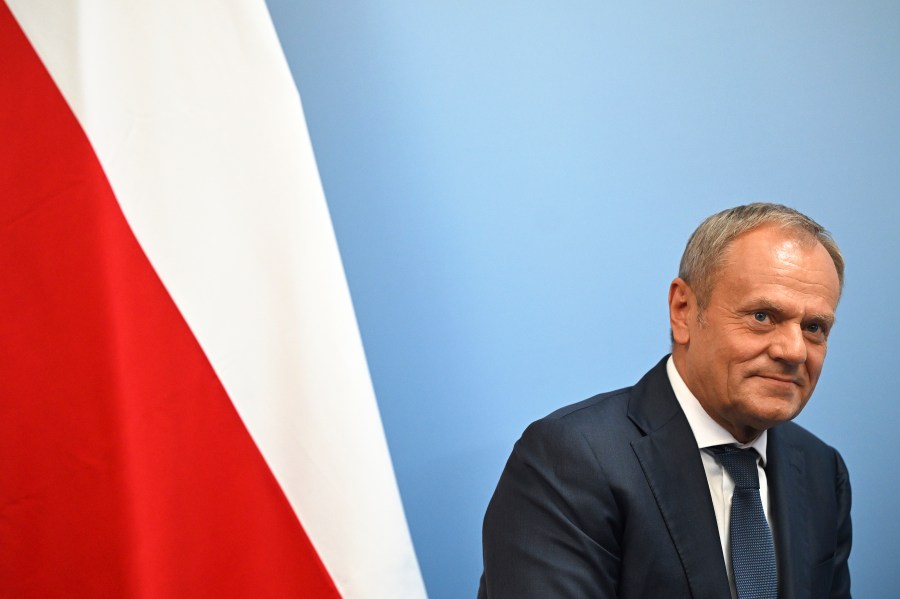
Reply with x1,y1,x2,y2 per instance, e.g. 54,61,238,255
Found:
754,373,802,386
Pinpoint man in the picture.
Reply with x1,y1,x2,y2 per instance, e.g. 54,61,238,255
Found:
478,203,851,598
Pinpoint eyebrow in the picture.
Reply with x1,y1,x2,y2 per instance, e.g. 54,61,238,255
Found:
810,312,837,328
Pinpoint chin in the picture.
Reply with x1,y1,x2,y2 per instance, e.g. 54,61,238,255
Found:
749,400,806,428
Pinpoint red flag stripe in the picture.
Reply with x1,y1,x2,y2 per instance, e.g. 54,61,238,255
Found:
0,5,341,597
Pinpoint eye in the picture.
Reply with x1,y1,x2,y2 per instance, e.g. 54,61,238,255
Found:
806,322,828,336
753,311,769,322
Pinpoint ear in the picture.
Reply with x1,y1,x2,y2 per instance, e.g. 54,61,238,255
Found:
669,278,695,345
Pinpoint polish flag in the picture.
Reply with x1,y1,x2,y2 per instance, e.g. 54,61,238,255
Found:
0,1,427,597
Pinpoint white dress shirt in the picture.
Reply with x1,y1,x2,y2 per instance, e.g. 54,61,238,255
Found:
666,356,773,599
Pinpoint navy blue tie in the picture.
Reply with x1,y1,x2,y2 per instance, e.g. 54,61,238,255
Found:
708,445,778,599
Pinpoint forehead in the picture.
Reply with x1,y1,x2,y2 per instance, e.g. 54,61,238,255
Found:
713,226,841,309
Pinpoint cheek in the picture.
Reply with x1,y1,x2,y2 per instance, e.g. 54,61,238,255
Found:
717,330,769,362
805,348,827,381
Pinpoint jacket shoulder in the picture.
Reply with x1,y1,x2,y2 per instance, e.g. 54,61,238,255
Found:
545,385,632,421
773,420,846,464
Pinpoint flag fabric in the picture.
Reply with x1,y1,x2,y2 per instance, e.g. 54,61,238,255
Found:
0,1,427,597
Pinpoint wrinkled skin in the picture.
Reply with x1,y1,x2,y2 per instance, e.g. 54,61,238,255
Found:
670,225,841,443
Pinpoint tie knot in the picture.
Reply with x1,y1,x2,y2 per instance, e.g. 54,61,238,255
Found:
707,445,760,489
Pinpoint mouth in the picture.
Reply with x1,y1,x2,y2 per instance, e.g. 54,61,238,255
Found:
754,374,802,387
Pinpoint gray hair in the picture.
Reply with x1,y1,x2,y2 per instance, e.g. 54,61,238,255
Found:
679,203,845,309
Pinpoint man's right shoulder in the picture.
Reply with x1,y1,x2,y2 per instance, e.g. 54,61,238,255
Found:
518,385,637,450
545,385,633,422
516,356,673,452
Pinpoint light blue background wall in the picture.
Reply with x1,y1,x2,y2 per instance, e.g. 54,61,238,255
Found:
266,3,899,597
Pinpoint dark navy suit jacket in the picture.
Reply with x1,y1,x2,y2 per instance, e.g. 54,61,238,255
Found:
478,357,852,598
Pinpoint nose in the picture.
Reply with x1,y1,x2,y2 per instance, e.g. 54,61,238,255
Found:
769,324,807,365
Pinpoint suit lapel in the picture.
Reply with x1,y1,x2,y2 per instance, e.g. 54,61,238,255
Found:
627,359,733,599
766,426,810,599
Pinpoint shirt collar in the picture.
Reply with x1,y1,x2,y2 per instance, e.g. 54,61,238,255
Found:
665,355,768,465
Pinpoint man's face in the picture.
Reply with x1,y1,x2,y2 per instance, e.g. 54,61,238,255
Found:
669,225,842,443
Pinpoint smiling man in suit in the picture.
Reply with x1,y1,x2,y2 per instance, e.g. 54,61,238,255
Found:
478,203,851,598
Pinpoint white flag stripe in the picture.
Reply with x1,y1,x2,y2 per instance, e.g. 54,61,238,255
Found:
7,2,427,597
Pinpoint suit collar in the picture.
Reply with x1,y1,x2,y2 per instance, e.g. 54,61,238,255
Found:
628,357,733,599
626,356,686,435
766,426,809,599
